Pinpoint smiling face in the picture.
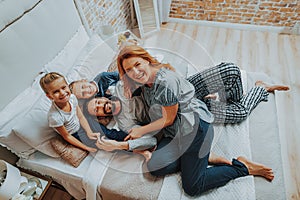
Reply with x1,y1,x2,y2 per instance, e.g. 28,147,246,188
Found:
45,77,71,104
71,80,98,99
122,56,153,85
87,97,113,117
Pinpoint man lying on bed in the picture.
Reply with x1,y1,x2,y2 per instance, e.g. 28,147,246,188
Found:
70,72,159,161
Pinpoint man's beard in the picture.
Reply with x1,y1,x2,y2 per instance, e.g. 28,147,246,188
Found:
104,102,112,115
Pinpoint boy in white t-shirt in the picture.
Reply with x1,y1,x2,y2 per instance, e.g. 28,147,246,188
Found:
40,72,99,152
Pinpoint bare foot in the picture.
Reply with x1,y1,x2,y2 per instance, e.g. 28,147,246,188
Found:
255,80,289,93
209,152,232,165
204,94,217,100
237,156,274,181
133,150,152,162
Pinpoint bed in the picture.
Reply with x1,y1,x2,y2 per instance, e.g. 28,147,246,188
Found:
0,0,286,199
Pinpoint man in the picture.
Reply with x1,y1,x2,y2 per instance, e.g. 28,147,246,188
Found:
74,76,157,161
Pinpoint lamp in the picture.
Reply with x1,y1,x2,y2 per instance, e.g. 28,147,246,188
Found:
0,160,27,199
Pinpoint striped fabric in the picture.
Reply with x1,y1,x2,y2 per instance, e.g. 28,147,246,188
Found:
187,62,269,124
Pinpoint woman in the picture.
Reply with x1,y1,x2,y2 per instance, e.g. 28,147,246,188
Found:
97,45,274,196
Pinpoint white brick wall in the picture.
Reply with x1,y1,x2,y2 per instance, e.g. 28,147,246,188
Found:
75,0,132,34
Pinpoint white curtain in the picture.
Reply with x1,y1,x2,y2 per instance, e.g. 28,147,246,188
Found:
157,0,172,24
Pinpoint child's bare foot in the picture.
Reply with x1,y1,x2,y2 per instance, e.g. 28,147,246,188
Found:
237,156,274,181
133,150,152,162
255,81,289,93
204,94,217,100
209,152,232,165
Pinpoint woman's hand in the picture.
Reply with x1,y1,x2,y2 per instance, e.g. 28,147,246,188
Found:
124,128,143,141
96,136,122,152
87,132,100,140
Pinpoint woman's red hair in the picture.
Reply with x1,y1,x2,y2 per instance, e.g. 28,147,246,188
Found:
117,45,175,97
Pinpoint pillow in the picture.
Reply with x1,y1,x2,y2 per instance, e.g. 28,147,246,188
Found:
13,95,60,158
50,136,88,168
0,26,89,158
0,87,42,158
42,25,89,75
8,34,112,158
66,34,116,83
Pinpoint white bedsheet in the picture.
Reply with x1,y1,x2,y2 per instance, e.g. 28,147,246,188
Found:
17,71,287,200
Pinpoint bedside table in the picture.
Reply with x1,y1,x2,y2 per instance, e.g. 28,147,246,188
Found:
12,168,52,200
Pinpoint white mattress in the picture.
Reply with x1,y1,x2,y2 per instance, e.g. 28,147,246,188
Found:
14,71,276,199
16,71,287,200
247,72,286,200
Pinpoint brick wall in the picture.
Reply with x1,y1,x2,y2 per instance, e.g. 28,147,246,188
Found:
169,0,300,28
75,0,132,34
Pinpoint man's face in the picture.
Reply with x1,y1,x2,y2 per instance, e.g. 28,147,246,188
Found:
72,80,98,99
87,97,113,117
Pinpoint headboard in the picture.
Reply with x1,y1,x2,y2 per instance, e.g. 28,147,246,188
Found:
0,0,83,110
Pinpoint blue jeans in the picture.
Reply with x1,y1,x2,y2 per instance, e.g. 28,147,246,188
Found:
147,117,249,196
72,132,81,142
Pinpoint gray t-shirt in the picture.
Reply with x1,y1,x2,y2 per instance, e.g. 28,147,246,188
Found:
111,81,141,133
48,94,80,135
141,68,214,138
111,81,157,151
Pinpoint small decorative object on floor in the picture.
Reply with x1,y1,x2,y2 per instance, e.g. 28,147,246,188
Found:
0,160,52,200
0,169,7,186
0,160,27,200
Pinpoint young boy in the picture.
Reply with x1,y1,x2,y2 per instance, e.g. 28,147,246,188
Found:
39,72,99,152
69,71,119,99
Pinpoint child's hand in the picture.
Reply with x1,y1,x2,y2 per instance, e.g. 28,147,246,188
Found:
87,147,97,153
96,136,119,152
87,132,100,140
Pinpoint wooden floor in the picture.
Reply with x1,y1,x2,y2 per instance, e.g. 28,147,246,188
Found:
43,185,74,200
143,22,300,200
